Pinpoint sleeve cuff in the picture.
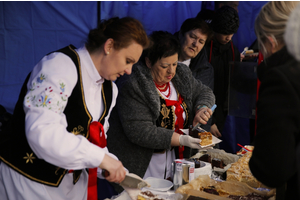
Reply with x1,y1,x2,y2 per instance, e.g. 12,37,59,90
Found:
85,143,105,168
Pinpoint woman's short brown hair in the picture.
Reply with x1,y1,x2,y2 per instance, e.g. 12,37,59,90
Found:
86,17,149,53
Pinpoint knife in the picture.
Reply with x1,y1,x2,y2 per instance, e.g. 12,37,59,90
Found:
192,104,217,131
102,169,148,189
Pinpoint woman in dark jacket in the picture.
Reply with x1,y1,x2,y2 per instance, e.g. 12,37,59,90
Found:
107,31,215,193
249,2,300,200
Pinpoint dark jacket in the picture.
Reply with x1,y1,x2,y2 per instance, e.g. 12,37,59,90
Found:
190,48,214,90
189,48,214,150
249,46,300,200
205,37,240,132
107,62,215,193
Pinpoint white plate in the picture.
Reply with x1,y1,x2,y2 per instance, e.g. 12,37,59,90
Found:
144,177,173,192
180,128,222,147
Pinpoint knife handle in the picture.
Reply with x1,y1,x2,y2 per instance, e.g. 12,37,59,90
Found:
102,169,110,177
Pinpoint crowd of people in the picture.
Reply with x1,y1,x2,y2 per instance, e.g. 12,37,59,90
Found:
0,1,300,200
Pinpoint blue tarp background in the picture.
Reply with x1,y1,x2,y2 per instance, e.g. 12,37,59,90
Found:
0,1,267,114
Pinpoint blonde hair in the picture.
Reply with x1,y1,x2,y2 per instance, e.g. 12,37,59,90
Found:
255,1,299,57
284,3,300,61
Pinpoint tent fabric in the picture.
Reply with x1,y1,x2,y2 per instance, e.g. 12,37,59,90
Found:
0,1,267,114
0,1,97,113
232,1,268,52
100,1,203,35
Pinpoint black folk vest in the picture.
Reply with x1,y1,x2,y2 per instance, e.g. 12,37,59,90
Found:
0,45,113,187
154,92,189,154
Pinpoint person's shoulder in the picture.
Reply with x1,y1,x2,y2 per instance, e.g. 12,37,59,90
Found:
196,9,215,23
177,62,189,71
232,42,239,51
116,62,148,89
231,40,238,47
277,57,300,77
38,50,77,75
176,63,193,78
191,48,209,63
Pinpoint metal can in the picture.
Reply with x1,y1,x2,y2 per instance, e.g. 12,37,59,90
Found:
182,160,195,184
172,159,195,190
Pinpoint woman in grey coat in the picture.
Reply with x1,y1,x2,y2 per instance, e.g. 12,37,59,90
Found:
106,31,215,193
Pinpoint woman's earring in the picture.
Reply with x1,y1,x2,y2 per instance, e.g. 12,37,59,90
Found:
107,52,110,55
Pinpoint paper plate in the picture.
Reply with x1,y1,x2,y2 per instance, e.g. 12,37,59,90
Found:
144,177,173,192
180,128,222,147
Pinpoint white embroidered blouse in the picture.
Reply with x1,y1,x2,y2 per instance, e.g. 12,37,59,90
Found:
23,45,118,171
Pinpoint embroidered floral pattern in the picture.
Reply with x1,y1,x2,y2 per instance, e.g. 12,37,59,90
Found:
24,152,35,164
160,104,170,119
40,94,52,107
24,72,69,114
59,82,68,101
30,82,36,91
160,104,171,128
37,73,46,83
72,125,85,136
60,82,65,92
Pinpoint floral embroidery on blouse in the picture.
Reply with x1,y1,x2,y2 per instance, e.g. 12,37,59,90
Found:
37,73,46,83
60,82,65,92
24,73,68,114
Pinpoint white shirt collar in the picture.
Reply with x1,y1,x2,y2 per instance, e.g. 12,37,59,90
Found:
178,59,191,67
77,45,104,85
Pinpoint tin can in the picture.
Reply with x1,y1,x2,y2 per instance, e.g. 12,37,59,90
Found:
172,159,195,190
172,159,183,190
182,160,195,184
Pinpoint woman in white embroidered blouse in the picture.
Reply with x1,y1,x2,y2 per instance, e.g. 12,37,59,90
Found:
0,17,149,200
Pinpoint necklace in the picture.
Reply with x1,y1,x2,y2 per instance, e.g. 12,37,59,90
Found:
154,81,171,98
154,81,168,92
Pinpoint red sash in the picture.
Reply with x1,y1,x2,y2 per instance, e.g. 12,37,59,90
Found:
87,121,106,200
165,95,185,158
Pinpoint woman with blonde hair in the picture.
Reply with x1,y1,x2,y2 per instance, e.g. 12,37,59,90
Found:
249,1,300,199
254,1,299,58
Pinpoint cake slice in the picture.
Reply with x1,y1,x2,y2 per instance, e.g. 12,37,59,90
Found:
198,132,212,146
199,154,211,163
137,191,165,200
211,158,225,169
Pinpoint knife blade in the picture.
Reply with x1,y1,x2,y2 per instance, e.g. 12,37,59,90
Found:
192,104,217,131
101,169,148,189
121,174,148,189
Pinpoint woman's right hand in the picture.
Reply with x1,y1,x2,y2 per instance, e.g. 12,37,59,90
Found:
210,124,222,138
193,107,213,127
99,154,126,183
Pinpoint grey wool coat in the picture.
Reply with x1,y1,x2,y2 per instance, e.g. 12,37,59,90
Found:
106,62,215,192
